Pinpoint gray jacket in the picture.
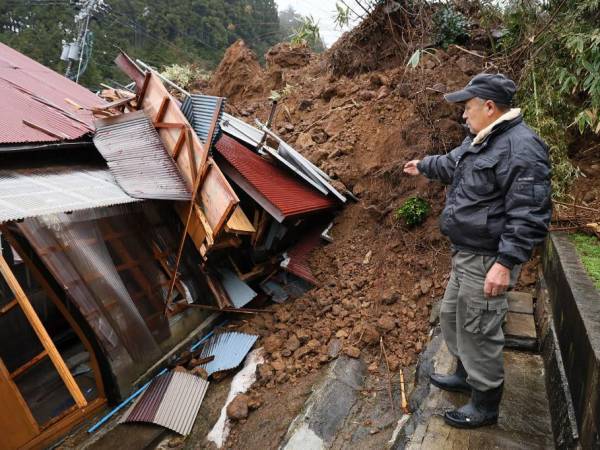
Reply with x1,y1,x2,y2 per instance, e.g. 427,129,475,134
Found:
417,113,552,269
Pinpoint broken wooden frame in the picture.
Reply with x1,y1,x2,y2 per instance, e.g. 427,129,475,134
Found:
0,228,106,450
114,53,240,257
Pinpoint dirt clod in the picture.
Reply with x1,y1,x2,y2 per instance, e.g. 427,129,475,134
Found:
227,394,250,420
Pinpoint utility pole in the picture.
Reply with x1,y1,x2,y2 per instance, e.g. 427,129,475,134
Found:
62,0,102,82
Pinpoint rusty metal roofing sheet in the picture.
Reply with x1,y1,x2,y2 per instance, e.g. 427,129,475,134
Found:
199,332,258,376
121,370,209,436
214,135,337,222
280,228,322,285
0,42,104,145
93,111,191,200
181,94,225,148
0,165,139,223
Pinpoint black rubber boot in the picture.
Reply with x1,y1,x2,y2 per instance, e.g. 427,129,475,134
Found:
429,359,470,393
444,383,503,429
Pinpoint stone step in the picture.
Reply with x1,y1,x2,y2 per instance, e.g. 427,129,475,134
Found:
505,291,538,351
507,291,534,314
403,336,554,450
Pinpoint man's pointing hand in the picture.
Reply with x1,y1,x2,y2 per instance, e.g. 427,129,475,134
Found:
404,160,421,176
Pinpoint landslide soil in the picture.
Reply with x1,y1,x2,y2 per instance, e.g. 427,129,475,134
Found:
198,34,540,449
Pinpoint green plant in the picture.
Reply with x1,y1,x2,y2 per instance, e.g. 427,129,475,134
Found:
291,15,321,47
571,233,600,290
334,2,350,30
432,5,469,49
406,48,439,69
160,64,210,90
395,197,430,227
501,0,600,198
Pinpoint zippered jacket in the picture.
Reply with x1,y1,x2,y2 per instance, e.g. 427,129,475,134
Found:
417,110,552,269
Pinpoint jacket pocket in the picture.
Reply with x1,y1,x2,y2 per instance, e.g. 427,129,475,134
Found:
468,157,498,195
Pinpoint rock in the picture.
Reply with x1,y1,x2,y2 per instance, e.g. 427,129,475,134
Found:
294,345,312,359
271,359,285,372
429,301,441,324
227,394,250,420
382,288,399,305
307,339,321,350
298,99,313,110
320,86,338,101
358,90,377,101
387,355,400,372
336,329,349,338
285,334,301,352
377,85,391,99
258,363,274,380
248,395,262,410
344,346,361,358
363,250,373,265
191,366,208,379
282,122,295,132
263,335,283,354
377,316,396,331
362,324,380,346
167,436,185,448
420,278,433,295
327,338,342,358
296,132,314,148
310,127,329,144
296,329,311,343
456,56,478,75
313,149,329,164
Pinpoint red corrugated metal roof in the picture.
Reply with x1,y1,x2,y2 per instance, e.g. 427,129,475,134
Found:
0,42,104,145
281,228,322,285
215,134,337,219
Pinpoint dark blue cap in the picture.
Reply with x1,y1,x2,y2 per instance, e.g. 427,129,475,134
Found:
444,73,516,105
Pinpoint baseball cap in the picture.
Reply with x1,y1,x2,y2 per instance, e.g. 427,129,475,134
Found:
444,73,516,105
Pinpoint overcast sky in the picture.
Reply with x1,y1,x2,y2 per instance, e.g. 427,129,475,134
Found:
276,0,361,47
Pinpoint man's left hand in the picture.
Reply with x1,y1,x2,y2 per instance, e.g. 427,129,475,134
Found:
484,262,510,297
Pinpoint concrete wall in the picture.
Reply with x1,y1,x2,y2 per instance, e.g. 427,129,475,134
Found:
543,233,600,449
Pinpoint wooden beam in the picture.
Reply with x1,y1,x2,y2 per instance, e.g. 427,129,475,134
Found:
154,96,170,123
10,350,48,380
0,255,87,408
0,298,18,315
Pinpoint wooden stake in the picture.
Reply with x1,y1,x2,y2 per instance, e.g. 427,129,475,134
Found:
399,369,409,414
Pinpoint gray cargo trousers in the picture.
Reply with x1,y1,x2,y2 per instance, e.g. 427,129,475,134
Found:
440,251,521,391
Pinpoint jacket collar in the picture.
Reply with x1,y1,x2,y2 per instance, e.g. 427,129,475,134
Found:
471,108,521,146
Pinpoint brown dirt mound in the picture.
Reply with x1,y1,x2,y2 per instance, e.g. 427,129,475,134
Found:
265,42,313,69
207,39,265,103
207,41,491,391
326,1,434,78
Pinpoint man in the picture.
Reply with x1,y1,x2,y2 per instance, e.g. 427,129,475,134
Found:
404,73,551,428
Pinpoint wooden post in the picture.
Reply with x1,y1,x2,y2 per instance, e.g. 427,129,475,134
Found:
0,255,87,408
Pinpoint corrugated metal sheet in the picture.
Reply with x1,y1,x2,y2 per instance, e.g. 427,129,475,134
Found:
199,332,258,376
261,272,312,304
181,94,225,147
214,135,337,221
280,229,323,285
0,42,104,145
93,111,191,200
220,112,264,147
0,165,139,223
121,370,209,436
217,268,257,308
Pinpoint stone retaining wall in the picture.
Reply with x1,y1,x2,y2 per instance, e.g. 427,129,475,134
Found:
542,233,600,449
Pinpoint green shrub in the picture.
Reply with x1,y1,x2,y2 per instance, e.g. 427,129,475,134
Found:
395,197,430,227
433,5,469,49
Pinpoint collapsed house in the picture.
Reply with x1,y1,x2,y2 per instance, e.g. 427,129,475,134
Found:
0,42,346,449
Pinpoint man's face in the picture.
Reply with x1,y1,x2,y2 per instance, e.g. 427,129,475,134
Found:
462,97,493,134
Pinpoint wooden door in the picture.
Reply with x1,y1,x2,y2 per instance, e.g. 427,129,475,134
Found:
0,359,38,450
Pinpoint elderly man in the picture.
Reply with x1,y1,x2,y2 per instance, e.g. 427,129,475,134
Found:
404,73,551,428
